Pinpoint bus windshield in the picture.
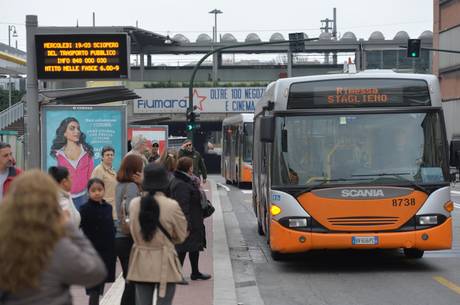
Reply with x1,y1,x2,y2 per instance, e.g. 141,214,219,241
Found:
243,123,253,162
272,111,448,187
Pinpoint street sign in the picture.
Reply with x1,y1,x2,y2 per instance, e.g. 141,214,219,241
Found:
35,33,129,79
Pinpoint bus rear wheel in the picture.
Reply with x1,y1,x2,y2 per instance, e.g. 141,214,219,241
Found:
257,219,264,236
403,248,424,259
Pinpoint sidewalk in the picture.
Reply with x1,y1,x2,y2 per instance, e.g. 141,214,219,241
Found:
72,179,236,305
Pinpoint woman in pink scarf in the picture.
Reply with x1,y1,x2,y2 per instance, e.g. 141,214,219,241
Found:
50,117,94,210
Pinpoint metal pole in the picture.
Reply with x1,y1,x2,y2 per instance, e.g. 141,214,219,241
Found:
25,15,40,169
93,12,95,26
212,14,218,82
8,25,11,47
8,75,12,108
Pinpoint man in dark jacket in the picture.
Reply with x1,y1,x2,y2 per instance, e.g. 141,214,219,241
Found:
0,141,22,202
177,139,207,183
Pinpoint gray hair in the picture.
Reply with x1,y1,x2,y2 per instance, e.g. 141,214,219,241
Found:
0,142,11,150
131,135,147,149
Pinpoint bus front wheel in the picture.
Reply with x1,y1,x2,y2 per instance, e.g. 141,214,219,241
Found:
270,249,288,261
403,248,424,259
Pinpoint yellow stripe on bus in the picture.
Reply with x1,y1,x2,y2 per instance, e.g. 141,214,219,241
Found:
433,276,460,295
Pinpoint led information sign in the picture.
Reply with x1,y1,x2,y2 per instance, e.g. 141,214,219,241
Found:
35,34,129,79
288,78,431,109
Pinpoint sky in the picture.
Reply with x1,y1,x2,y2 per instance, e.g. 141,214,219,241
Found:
0,0,433,51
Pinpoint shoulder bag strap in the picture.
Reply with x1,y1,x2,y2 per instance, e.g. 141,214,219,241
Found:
121,183,129,218
157,222,173,243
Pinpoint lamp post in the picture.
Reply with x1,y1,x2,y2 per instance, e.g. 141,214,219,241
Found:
208,9,222,83
8,25,18,47
7,25,19,108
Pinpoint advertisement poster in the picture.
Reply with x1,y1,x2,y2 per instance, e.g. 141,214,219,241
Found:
41,105,126,205
133,87,265,114
128,125,168,155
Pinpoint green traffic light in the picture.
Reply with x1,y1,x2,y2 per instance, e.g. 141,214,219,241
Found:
411,52,417,57
186,124,194,131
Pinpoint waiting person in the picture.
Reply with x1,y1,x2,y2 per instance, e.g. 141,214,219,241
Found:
127,163,187,305
160,151,177,177
0,141,22,203
148,141,161,163
114,154,144,305
127,135,149,166
80,178,116,305
170,157,211,281
48,166,81,227
91,146,117,219
178,140,207,184
0,170,106,304
50,117,94,210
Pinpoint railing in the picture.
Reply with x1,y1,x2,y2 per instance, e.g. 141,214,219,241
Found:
0,102,24,130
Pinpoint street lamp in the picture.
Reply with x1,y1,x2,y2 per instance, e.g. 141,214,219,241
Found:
8,25,18,47
208,9,222,84
208,9,223,43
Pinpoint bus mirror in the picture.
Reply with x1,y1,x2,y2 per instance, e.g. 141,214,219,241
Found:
260,116,275,142
281,129,288,152
449,137,460,168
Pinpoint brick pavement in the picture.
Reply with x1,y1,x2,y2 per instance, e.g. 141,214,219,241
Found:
73,182,217,305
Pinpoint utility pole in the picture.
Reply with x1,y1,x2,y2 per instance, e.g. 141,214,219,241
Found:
25,15,40,169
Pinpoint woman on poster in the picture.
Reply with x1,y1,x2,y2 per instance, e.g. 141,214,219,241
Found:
50,117,94,210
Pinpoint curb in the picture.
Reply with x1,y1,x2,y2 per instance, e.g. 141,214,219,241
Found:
211,180,238,305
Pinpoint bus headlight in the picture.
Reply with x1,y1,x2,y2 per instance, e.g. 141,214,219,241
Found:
417,215,438,225
288,218,309,228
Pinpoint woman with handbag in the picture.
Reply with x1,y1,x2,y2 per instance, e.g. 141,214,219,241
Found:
127,163,188,305
114,154,144,305
170,157,212,281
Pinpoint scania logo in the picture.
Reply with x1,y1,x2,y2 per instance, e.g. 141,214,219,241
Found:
341,189,385,198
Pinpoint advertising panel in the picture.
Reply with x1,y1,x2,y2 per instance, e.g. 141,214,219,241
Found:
41,105,126,206
133,87,265,114
128,125,168,155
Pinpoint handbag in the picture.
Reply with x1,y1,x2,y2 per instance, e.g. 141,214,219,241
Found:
119,184,131,234
199,189,215,218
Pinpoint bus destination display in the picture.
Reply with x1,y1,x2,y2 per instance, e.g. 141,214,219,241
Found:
36,34,129,79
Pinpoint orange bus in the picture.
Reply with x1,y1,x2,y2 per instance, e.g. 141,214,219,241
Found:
222,114,253,187
253,71,453,260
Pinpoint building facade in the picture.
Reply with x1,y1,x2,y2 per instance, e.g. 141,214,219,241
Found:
434,0,460,140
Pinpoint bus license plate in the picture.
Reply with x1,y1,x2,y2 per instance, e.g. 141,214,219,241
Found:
352,236,379,245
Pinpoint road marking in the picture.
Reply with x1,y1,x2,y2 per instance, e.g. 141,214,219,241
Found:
216,182,230,192
100,273,123,305
241,190,252,194
433,276,460,295
451,190,460,195
455,203,460,210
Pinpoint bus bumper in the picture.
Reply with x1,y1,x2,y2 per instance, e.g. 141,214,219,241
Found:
270,217,452,253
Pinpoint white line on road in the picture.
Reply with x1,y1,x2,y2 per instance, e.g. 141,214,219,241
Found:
241,190,252,194
100,273,123,305
216,183,230,192
451,190,460,195
454,203,460,210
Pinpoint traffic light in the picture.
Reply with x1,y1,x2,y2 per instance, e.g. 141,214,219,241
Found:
288,32,307,52
186,106,201,131
186,109,196,131
407,39,421,58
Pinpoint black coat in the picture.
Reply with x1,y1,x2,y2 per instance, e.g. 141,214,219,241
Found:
170,171,206,252
80,199,116,282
